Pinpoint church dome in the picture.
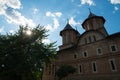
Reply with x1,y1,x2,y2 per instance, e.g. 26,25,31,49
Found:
82,11,105,29
60,23,78,36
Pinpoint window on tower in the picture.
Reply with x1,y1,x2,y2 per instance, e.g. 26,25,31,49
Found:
83,51,88,58
74,54,77,59
110,44,117,52
109,59,117,72
92,61,97,73
96,48,103,55
78,64,82,74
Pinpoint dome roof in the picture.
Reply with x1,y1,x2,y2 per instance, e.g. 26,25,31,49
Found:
63,23,74,30
82,11,105,28
60,23,80,36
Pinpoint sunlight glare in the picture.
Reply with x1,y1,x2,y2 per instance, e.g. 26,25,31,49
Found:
26,30,32,35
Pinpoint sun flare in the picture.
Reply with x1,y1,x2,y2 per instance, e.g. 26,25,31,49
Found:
26,30,32,35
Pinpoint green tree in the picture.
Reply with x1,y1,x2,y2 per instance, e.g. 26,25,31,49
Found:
55,65,76,80
0,25,56,80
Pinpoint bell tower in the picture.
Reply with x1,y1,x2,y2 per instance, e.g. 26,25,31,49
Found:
59,21,80,50
82,10,108,37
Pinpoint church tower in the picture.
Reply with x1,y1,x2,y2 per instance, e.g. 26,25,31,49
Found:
59,22,80,50
82,11,108,37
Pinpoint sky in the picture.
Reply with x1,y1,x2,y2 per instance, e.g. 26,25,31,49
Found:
0,0,120,47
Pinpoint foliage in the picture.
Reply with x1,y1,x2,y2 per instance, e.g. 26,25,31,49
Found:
55,65,76,80
0,25,56,80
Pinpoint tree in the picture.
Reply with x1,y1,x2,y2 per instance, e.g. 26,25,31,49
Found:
55,65,76,80
0,25,56,80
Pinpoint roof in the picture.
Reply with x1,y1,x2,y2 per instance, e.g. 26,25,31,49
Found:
88,12,97,18
107,32,120,38
63,23,74,30
60,23,80,36
82,12,105,28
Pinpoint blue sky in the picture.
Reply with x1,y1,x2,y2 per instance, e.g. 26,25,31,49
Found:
0,0,120,46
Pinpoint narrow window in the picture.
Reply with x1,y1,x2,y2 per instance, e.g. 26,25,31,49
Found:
78,64,82,74
110,45,117,52
74,54,77,59
109,59,117,71
92,61,97,73
83,51,88,58
97,48,102,55
79,65,82,73
93,35,96,41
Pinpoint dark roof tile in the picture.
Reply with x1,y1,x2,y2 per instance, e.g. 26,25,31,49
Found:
63,23,74,30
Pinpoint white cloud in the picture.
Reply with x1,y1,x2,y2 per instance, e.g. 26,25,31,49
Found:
0,27,4,33
69,17,81,26
33,8,38,14
0,0,21,9
6,0,21,9
9,30,15,34
5,9,35,27
45,24,53,31
0,0,36,28
45,11,62,32
45,18,60,32
46,11,62,17
110,0,120,4
46,12,55,17
55,12,62,17
53,18,59,29
80,0,95,6
114,6,119,10
0,4,7,15
113,6,119,13
0,0,21,14
42,39,51,44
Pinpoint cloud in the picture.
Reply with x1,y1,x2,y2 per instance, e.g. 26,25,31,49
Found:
0,0,21,9
114,6,119,10
46,12,54,17
45,24,53,31
113,6,119,13
45,18,59,32
46,11,62,17
80,0,95,6
45,11,62,32
55,12,62,17
5,8,35,27
42,39,51,44
0,0,36,27
53,18,60,29
109,0,120,4
33,8,38,14
0,0,21,14
0,27,4,33
69,17,81,26
9,30,15,34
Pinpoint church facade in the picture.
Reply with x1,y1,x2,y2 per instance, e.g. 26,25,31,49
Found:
42,12,120,80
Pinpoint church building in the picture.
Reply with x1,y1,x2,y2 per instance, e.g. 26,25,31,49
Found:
42,11,120,80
